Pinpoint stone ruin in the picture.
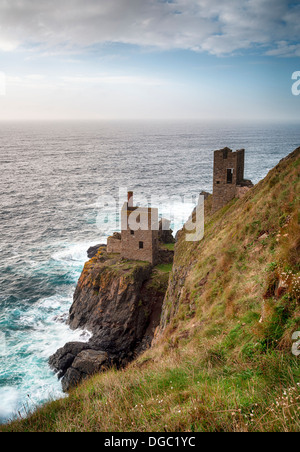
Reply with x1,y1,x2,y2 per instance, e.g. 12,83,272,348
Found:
212,147,253,212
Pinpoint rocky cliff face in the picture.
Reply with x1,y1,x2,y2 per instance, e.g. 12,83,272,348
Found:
155,147,300,347
49,247,170,391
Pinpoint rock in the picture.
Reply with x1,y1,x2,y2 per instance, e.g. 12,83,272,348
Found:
53,312,68,324
68,255,153,343
61,368,83,392
72,350,108,375
87,244,106,259
49,342,91,378
200,191,211,200
55,353,75,379
49,343,109,392
49,249,169,391
158,248,174,264
59,350,109,391
158,219,175,244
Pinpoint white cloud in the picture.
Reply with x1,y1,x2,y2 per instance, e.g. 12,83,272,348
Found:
0,38,19,52
0,0,298,57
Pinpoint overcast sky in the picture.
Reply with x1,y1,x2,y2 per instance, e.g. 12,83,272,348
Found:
0,0,299,121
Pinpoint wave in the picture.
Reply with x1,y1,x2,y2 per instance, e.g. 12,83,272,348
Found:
0,241,93,424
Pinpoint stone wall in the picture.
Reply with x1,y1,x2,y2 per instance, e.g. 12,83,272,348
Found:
121,228,159,265
107,236,121,254
212,147,248,212
121,204,159,265
106,196,174,265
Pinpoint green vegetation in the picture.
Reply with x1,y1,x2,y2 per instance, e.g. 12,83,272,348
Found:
155,263,173,273
162,243,175,251
1,148,299,432
146,266,171,294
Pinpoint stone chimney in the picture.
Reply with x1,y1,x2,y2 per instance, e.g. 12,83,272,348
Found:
128,191,134,208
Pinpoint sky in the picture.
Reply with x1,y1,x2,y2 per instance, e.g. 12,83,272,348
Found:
0,0,299,122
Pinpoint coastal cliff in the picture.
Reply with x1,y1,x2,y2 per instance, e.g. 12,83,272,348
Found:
156,147,300,344
49,247,171,391
4,147,299,432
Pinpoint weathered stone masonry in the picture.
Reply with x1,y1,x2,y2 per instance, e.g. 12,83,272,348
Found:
107,192,160,265
212,147,253,212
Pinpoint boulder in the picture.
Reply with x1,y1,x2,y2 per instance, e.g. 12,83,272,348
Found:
61,368,83,392
72,350,108,374
49,342,91,379
87,244,106,259
61,350,109,391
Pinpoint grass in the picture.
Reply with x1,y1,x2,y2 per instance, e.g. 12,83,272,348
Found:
162,243,175,251
155,263,173,273
2,344,299,432
1,147,299,432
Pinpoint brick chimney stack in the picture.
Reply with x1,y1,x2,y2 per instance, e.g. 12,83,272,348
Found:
128,191,134,208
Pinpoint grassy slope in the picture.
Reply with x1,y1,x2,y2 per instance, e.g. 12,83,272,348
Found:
1,148,299,432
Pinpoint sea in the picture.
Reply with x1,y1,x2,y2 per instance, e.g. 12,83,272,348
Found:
0,120,299,424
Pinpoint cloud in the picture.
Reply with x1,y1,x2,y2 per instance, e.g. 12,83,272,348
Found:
266,41,300,58
0,0,299,56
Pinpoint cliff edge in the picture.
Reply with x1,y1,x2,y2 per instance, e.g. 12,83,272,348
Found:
4,147,299,432
49,247,171,391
